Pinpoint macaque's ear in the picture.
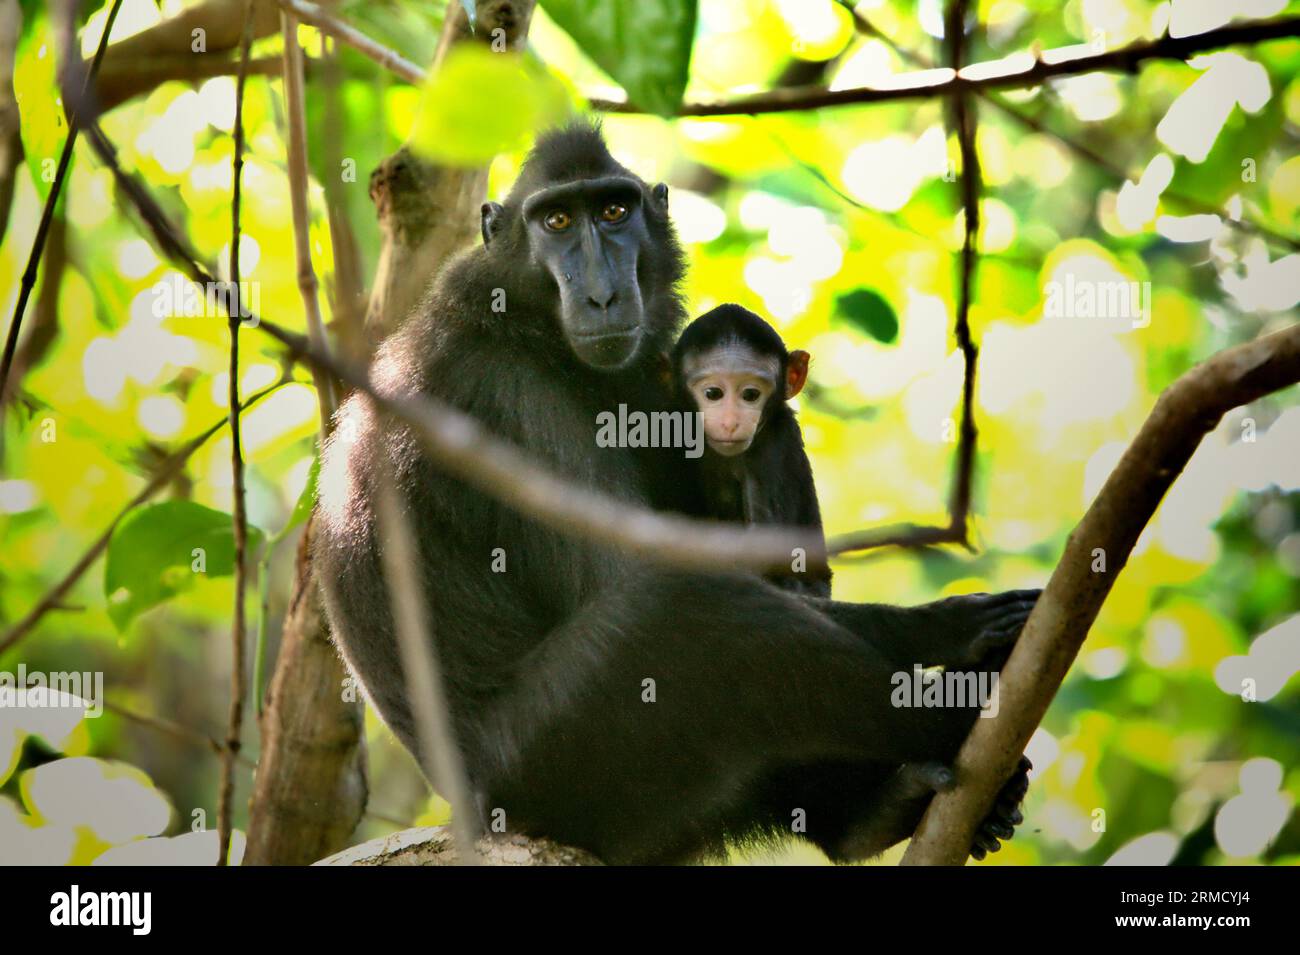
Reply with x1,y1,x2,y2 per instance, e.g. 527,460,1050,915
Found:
786,350,810,399
652,182,669,209
481,202,505,246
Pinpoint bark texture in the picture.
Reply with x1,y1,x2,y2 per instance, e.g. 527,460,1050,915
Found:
316,828,600,867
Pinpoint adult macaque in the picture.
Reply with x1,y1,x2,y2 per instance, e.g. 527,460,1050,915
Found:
316,123,1036,864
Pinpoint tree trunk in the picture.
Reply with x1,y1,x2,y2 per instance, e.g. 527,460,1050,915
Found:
244,519,367,865
244,0,537,865
365,0,537,341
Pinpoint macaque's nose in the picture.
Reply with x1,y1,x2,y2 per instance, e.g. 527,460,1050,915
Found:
587,289,617,310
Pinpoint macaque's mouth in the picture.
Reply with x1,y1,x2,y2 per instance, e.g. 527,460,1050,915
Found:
706,438,750,456
569,327,643,370
570,326,640,341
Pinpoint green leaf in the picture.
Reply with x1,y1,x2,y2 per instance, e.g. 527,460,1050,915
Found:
540,0,697,117
104,502,264,632
14,17,64,203
409,45,572,165
835,289,899,344
1167,96,1283,209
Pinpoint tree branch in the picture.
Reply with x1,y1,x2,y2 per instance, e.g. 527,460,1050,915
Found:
280,2,337,431
590,16,1300,116
901,320,1300,865
372,437,480,864
0,0,123,410
833,1,1299,252
274,0,422,84
316,28,367,362
316,828,599,866
96,54,282,114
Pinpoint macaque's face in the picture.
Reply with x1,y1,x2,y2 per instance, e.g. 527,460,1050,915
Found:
681,345,780,456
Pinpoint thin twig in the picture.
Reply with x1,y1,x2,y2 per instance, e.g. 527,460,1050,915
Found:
0,382,288,656
833,0,1299,252
828,2,985,558
216,0,257,871
280,3,337,434
317,28,367,362
589,16,1300,116
828,522,964,556
103,699,232,762
945,0,980,542
5,216,68,410
372,433,480,864
275,0,423,84
75,122,832,578
0,0,123,408
986,92,1299,252
102,699,412,828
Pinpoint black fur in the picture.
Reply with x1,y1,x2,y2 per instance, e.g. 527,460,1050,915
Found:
672,304,831,597
314,122,1034,864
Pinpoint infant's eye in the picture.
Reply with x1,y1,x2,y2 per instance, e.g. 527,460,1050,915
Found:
544,210,571,231
741,388,762,403
703,386,723,401
601,203,628,223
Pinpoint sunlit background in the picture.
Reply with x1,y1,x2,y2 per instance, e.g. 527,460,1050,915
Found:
1,0,1298,865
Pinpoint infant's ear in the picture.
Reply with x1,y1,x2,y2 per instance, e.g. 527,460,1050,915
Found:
786,350,810,399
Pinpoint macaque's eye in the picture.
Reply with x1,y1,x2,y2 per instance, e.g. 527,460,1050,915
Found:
741,387,763,403
544,210,572,231
703,386,724,401
601,202,628,223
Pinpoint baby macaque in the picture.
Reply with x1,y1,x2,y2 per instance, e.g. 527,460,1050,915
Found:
672,304,830,596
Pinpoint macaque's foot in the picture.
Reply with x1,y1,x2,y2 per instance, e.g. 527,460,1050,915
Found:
969,755,1032,861
934,589,1041,669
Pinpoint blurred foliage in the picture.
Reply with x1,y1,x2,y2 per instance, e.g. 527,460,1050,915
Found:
409,44,573,163
2,0,1299,866
541,0,699,115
